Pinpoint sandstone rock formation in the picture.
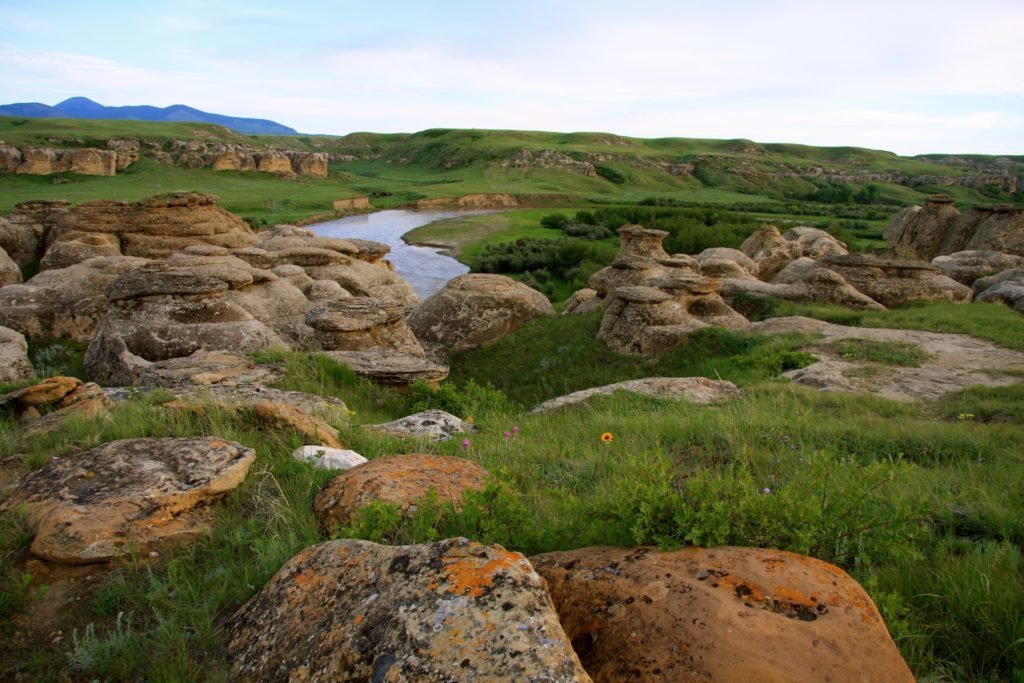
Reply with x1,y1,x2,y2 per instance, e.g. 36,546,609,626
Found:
305,297,422,354
563,288,604,315
313,454,489,532
529,377,741,414
931,250,1024,286
974,267,1024,313
324,349,450,388
821,254,972,308
531,545,913,683
252,402,342,449
720,257,886,311
14,147,118,176
0,256,151,343
739,225,849,281
0,212,44,268
1,437,254,563
365,409,470,442
887,195,1024,259
226,538,590,682
18,382,114,438
407,274,554,354
332,196,371,211
0,245,21,285
0,326,33,382
0,375,82,415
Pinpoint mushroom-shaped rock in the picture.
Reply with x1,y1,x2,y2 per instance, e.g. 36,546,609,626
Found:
531,545,914,683
314,454,489,532
0,437,255,563
885,194,962,260
0,326,34,383
305,297,423,354
931,250,1024,286
325,350,449,389
365,409,470,442
406,274,554,353
529,377,741,414
822,254,972,308
226,538,591,682
617,224,670,260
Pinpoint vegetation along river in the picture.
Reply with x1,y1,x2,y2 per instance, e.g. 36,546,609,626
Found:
311,210,488,299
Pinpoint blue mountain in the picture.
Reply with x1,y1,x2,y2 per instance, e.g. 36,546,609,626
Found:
0,97,298,135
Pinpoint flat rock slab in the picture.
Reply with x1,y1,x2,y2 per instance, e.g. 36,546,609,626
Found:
364,409,469,442
252,402,342,448
325,350,449,386
291,445,367,471
1,437,254,564
313,454,488,532
137,350,281,389
226,537,591,682
530,377,742,414
751,316,1024,401
531,545,913,683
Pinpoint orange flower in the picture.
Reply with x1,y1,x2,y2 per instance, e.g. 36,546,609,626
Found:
600,432,614,443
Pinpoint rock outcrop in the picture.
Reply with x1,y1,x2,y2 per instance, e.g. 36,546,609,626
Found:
739,225,849,281
0,326,34,382
720,257,887,311
886,195,1024,260
407,274,554,354
0,437,255,563
332,196,371,211
365,409,470,442
305,297,422,354
226,538,590,682
529,377,741,414
822,254,972,308
314,454,489,532
531,545,914,683
974,267,1024,313
0,245,22,285
14,147,119,176
932,250,1024,286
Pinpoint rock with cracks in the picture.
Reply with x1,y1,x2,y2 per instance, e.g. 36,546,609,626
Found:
530,377,741,414
226,537,591,682
0,437,254,564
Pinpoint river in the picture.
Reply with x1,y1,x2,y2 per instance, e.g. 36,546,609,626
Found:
310,210,488,299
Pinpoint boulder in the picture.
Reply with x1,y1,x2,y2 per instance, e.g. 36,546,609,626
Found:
974,267,1024,313
885,194,961,260
531,545,913,683
313,454,489,532
406,274,554,353
256,152,294,175
822,254,972,308
931,250,1024,286
0,437,254,563
365,409,470,442
0,326,34,383
0,375,82,414
958,204,1024,255
226,538,590,682
21,383,114,438
720,258,886,311
0,215,43,268
0,256,152,343
291,446,367,471
784,226,849,259
563,288,605,315
530,377,741,414
0,245,21,285
38,231,122,271
696,247,758,279
305,256,420,305
739,225,800,281
252,402,342,449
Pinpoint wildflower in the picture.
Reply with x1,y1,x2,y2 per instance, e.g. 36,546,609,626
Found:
512,425,519,435
461,438,471,450
957,413,974,422
503,431,511,439
464,416,474,425
762,487,771,494
600,432,613,444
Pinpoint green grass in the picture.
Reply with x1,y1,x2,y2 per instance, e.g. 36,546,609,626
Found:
402,209,569,262
824,338,931,366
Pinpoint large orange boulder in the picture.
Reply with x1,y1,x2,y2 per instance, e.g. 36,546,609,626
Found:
531,545,914,682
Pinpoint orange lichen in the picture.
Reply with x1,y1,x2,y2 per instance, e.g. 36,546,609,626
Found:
772,586,819,607
354,614,363,625
443,548,521,598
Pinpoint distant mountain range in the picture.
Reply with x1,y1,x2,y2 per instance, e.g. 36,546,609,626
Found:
0,97,298,135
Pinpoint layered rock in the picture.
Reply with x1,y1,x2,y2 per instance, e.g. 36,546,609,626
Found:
931,250,1024,286
532,545,913,682
598,279,746,355
887,195,1024,259
226,538,589,682
1,437,255,563
313,454,489,532
305,297,422,354
0,256,151,343
588,226,700,296
720,257,886,311
822,254,972,308
14,147,118,176
974,267,1024,313
406,274,554,354
739,225,849,281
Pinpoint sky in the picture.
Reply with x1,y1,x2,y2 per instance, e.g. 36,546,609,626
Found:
1,0,1022,156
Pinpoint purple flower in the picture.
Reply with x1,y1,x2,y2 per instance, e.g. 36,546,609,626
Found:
512,425,519,435
461,438,471,450
503,431,511,439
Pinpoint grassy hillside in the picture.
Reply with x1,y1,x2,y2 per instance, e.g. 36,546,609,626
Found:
3,118,1020,229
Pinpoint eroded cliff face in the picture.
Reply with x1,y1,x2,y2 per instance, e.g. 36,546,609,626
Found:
0,138,328,178
886,195,1024,259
